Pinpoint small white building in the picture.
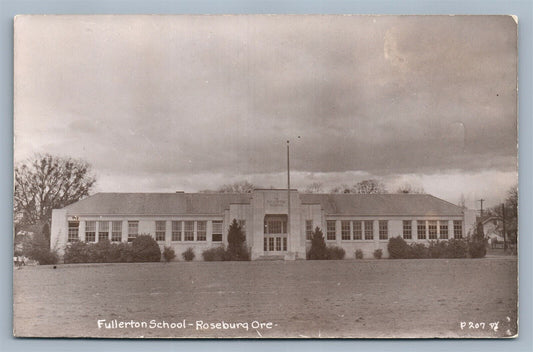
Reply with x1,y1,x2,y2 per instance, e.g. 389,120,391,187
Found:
50,189,473,260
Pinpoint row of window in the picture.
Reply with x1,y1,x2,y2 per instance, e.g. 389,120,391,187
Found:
306,220,463,241
68,220,236,243
407,220,462,239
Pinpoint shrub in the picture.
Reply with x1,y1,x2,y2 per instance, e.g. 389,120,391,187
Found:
373,249,383,259
355,249,364,259
387,236,411,259
428,240,448,259
307,227,327,260
202,246,227,261
468,239,487,258
131,234,161,262
326,246,346,260
446,239,468,258
23,233,59,265
163,246,176,262
409,242,428,259
182,247,195,261
226,219,250,261
64,241,90,263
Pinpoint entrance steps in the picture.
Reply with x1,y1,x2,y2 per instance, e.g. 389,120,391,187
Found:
255,255,285,261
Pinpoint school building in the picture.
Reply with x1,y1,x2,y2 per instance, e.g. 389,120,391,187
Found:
50,189,475,260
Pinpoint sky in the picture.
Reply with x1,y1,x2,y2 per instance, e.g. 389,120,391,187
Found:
14,15,517,209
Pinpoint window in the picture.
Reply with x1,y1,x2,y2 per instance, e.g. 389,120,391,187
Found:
364,220,373,240
440,221,448,239
111,221,122,242
353,221,362,240
417,221,426,240
68,221,79,242
127,221,139,242
283,237,287,251
275,237,281,251
428,221,438,239
155,221,166,242
326,220,336,241
403,220,412,240
379,220,388,240
184,221,194,241
212,221,223,242
85,221,96,242
264,238,267,251
98,221,109,242
172,221,182,241
197,221,207,241
268,237,274,251
306,220,313,241
453,220,463,239
341,221,351,240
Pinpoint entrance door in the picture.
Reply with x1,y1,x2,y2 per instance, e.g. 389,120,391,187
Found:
264,215,288,254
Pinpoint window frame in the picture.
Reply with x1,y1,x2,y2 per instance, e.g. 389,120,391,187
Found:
417,220,427,240
440,221,449,239
127,221,139,242
68,221,79,242
171,221,182,242
305,220,313,241
403,220,412,240
428,220,438,240
98,221,109,242
453,220,463,239
341,220,351,240
353,220,362,240
111,221,122,242
155,221,166,242
326,220,336,241
85,220,96,242
197,221,207,241
184,221,195,241
212,220,223,242
379,220,388,240
364,220,374,240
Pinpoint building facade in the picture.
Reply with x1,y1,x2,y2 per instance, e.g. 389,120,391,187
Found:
50,189,474,260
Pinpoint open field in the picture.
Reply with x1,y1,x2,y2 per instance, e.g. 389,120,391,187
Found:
13,258,517,338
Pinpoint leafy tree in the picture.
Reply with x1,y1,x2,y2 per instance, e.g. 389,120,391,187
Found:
14,154,96,228
226,219,249,260
330,184,351,194
307,227,327,260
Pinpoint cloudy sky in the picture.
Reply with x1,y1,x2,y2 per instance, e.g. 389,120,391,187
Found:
14,15,517,209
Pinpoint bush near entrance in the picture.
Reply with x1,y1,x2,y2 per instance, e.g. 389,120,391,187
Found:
307,227,327,260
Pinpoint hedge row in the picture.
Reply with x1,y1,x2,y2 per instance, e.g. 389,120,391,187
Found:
63,235,161,263
387,236,486,259
201,245,251,261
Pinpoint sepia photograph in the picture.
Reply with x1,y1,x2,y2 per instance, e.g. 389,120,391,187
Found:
13,14,518,338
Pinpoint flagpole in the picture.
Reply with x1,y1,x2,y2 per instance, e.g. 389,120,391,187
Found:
287,140,290,255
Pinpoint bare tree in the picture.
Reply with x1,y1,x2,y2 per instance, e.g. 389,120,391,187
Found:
14,154,96,227
351,179,387,194
458,193,466,209
330,184,351,194
304,182,324,193
396,183,425,194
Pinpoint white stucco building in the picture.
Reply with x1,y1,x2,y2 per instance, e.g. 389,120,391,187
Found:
50,189,475,260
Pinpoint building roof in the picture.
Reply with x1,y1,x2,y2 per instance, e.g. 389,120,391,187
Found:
60,191,463,217
300,193,463,217
61,193,253,215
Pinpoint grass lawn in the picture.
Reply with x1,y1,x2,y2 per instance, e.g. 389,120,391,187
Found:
13,258,517,338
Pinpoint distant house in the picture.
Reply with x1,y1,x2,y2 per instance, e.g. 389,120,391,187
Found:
51,189,476,261
481,216,505,244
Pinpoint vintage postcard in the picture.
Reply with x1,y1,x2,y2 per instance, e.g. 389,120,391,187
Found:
13,15,518,338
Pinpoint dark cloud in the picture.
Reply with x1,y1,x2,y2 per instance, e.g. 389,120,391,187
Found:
15,15,517,205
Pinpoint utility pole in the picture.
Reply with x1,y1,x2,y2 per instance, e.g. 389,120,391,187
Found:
502,203,507,252
287,140,290,255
